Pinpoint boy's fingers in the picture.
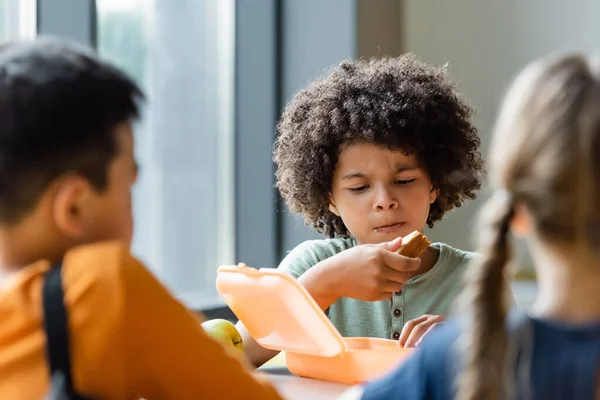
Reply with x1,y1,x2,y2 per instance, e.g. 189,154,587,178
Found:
398,315,428,347
379,280,405,293
383,268,412,284
416,323,441,347
382,250,421,272
399,315,445,347
404,321,431,348
377,236,403,252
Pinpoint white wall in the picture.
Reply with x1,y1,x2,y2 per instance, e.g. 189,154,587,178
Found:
403,0,600,261
277,0,600,283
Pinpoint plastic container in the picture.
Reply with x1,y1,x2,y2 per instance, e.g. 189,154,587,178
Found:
215,264,415,384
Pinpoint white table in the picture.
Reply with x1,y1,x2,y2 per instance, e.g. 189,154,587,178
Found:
258,366,353,400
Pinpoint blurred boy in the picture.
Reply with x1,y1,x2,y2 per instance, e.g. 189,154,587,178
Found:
0,37,282,400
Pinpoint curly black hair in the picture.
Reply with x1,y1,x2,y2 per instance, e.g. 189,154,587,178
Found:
274,54,484,238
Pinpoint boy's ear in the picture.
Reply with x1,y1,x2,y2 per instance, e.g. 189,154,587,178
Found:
328,194,340,216
52,175,93,239
429,187,439,204
510,203,532,237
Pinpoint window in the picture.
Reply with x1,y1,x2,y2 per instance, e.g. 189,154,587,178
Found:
96,0,235,310
0,0,36,42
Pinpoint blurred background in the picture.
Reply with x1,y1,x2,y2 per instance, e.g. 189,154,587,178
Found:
3,0,597,316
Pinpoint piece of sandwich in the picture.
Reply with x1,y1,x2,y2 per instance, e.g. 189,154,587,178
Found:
398,230,431,257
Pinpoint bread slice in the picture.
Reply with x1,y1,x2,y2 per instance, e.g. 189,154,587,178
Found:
398,231,431,257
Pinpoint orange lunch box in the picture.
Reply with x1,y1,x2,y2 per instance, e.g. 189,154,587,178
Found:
215,264,415,384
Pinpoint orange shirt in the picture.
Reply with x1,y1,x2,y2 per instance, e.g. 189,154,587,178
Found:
0,242,282,400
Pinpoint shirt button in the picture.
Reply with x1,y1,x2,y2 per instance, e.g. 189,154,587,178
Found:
393,308,402,317
394,290,402,296
392,331,400,340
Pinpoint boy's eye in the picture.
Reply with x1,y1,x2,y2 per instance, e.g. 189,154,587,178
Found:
395,179,415,185
349,185,369,193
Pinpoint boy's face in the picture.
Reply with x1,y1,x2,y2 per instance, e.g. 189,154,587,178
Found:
48,122,139,249
329,142,437,245
82,122,138,247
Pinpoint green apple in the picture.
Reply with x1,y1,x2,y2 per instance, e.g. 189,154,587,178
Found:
201,318,244,353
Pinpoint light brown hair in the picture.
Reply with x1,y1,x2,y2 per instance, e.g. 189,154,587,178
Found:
457,54,600,399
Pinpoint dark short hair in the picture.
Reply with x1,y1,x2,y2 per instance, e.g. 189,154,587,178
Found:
274,54,484,237
0,36,144,223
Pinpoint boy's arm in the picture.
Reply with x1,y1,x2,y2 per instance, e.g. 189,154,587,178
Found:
296,256,342,309
236,322,280,368
118,252,283,400
240,238,419,367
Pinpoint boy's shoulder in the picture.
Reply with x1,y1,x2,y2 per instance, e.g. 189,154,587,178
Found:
433,242,478,270
2,241,135,303
65,240,131,262
59,241,157,336
64,240,138,278
277,236,357,279
61,241,145,305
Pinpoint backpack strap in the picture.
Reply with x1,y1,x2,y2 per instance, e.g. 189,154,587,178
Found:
42,263,77,397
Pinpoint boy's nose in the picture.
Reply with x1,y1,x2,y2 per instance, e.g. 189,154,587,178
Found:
374,189,399,210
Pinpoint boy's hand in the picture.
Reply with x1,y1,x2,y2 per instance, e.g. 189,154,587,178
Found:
398,314,445,348
325,237,421,302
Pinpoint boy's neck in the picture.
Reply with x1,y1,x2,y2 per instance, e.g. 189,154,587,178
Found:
0,220,68,275
411,246,440,277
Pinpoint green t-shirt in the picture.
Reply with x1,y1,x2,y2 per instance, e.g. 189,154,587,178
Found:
278,237,477,339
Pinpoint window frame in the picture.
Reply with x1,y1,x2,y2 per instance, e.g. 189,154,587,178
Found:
35,0,281,318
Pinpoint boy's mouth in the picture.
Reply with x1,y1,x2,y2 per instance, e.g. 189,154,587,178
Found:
373,222,406,233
